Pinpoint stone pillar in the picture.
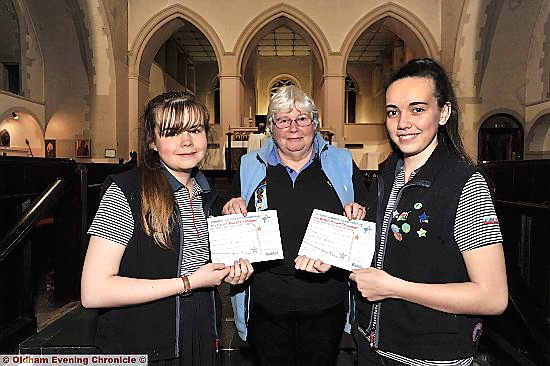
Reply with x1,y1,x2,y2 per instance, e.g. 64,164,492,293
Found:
128,74,150,154
219,74,242,133
322,74,345,145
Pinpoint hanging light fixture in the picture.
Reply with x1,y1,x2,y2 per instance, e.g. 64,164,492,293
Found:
11,112,18,120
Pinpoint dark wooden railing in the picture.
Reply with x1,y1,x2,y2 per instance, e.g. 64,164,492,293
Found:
2,156,549,363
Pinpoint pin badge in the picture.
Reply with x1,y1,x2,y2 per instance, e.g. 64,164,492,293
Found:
418,212,429,223
397,211,409,221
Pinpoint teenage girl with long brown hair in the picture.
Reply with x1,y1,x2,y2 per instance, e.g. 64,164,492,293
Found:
81,91,252,365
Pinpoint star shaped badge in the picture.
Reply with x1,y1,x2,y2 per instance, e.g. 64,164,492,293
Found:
417,228,427,237
418,212,429,223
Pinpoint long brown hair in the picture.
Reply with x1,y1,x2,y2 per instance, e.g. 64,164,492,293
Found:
139,91,210,249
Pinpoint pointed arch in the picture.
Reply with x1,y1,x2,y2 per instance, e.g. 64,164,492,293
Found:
340,2,438,74
526,111,550,157
128,4,225,78
233,3,331,76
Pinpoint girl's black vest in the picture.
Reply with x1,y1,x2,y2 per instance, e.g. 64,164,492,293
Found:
356,144,484,360
94,168,219,361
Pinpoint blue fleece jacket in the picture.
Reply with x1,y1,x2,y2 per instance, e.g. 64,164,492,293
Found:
231,132,356,340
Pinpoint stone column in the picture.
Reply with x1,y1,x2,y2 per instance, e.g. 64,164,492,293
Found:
322,74,345,145
128,74,150,154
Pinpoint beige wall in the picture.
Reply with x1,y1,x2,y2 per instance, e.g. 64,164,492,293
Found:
255,55,313,114
26,0,91,159
128,0,441,54
4,0,550,165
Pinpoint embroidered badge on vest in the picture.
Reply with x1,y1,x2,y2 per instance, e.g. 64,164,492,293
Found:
472,322,483,342
254,179,267,211
391,202,429,242
482,215,499,225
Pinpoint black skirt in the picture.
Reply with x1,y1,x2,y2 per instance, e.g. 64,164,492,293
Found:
150,290,219,366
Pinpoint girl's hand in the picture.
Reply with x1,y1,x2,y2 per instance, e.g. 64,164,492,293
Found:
222,197,248,215
224,258,254,284
294,255,332,273
349,268,397,301
343,202,366,220
188,263,230,289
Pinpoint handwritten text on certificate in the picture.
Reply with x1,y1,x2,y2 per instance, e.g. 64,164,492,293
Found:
207,210,283,265
298,209,375,271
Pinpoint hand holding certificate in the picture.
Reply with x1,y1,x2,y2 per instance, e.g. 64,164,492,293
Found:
298,209,375,271
207,210,284,265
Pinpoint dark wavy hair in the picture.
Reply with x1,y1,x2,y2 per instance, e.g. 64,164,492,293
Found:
139,91,210,249
385,58,474,165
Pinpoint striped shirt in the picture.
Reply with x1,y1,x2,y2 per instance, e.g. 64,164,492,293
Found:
373,170,502,366
88,178,210,276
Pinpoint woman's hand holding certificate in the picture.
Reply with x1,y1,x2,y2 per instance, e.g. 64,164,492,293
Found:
207,210,283,265
298,209,375,271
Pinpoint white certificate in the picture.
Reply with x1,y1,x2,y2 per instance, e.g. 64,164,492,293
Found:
207,210,283,265
298,209,375,271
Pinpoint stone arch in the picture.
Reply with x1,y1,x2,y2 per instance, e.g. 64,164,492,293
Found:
340,2,438,75
233,4,331,77
127,4,225,151
453,1,497,100
526,112,550,158
76,0,112,96
478,112,524,161
476,108,524,132
0,109,44,156
129,4,225,78
0,108,42,131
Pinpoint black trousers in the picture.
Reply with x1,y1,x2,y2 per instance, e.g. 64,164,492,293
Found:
247,301,346,366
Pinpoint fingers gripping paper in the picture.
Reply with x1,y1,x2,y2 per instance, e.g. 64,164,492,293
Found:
298,209,375,271
208,210,283,265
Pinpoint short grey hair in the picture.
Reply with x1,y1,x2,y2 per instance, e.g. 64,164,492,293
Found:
266,85,319,133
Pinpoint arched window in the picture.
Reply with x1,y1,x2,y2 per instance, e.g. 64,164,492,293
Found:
270,79,294,96
478,114,523,161
345,76,357,123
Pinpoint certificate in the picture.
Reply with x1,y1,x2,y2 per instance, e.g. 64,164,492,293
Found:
207,210,283,265
298,209,375,271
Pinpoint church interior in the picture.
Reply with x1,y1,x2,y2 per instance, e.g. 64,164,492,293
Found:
1,0,550,364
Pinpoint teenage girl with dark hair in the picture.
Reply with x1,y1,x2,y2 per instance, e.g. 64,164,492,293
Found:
351,58,508,365
81,91,252,365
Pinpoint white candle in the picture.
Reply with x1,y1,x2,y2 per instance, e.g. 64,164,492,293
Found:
249,106,252,119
